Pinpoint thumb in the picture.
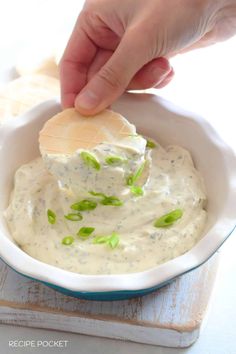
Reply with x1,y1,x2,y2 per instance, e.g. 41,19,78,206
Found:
74,31,151,115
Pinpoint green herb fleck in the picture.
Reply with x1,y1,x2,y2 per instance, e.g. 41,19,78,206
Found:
154,209,183,228
93,232,119,249
71,199,97,211
47,209,56,224
146,139,156,149
77,227,95,238
80,151,100,170
130,185,144,196
64,213,83,221
61,236,74,245
105,156,125,165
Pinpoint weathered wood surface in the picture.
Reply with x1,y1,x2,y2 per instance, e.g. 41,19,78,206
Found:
0,254,219,347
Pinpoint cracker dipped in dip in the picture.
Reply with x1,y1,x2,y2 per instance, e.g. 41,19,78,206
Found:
4,108,207,275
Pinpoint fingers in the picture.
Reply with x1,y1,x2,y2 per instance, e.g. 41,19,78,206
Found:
60,17,97,108
61,17,173,114
154,67,175,88
87,50,113,82
74,30,152,115
88,52,172,90
89,52,173,92
127,57,171,90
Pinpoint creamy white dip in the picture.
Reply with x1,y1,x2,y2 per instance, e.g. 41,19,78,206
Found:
42,134,148,197
4,139,207,275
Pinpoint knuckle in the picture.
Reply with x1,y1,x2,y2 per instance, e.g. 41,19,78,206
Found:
98,65,127,91
79,0,101,26
78,10,92,27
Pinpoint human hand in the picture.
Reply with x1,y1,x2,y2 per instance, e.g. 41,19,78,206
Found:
60,0,236,115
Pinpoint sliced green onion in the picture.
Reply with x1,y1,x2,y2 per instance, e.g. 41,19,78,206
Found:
80,151,100,170
93,235,109,244
93,232,119,249
154,209,183,228
146,139,156,149
77,227,95,238
133,161,146,182
130,185,144,197
89,191,106,198
89,191,123,207
105,156,125,165
126,175,134,186
47,209,56,224
71,199,97,211
61,236,74,245
100,196,123,206
64,213,83,221
108,233,119,249
127,161,146,186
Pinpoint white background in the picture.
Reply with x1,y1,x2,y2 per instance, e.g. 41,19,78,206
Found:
0,1,236,353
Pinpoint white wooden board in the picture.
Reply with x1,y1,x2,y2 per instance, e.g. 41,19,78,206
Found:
0,254,219,348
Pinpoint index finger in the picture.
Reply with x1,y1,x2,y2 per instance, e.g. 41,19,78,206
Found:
60,17,97,108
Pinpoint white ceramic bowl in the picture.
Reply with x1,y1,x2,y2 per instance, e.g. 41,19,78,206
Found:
0,94,235,300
